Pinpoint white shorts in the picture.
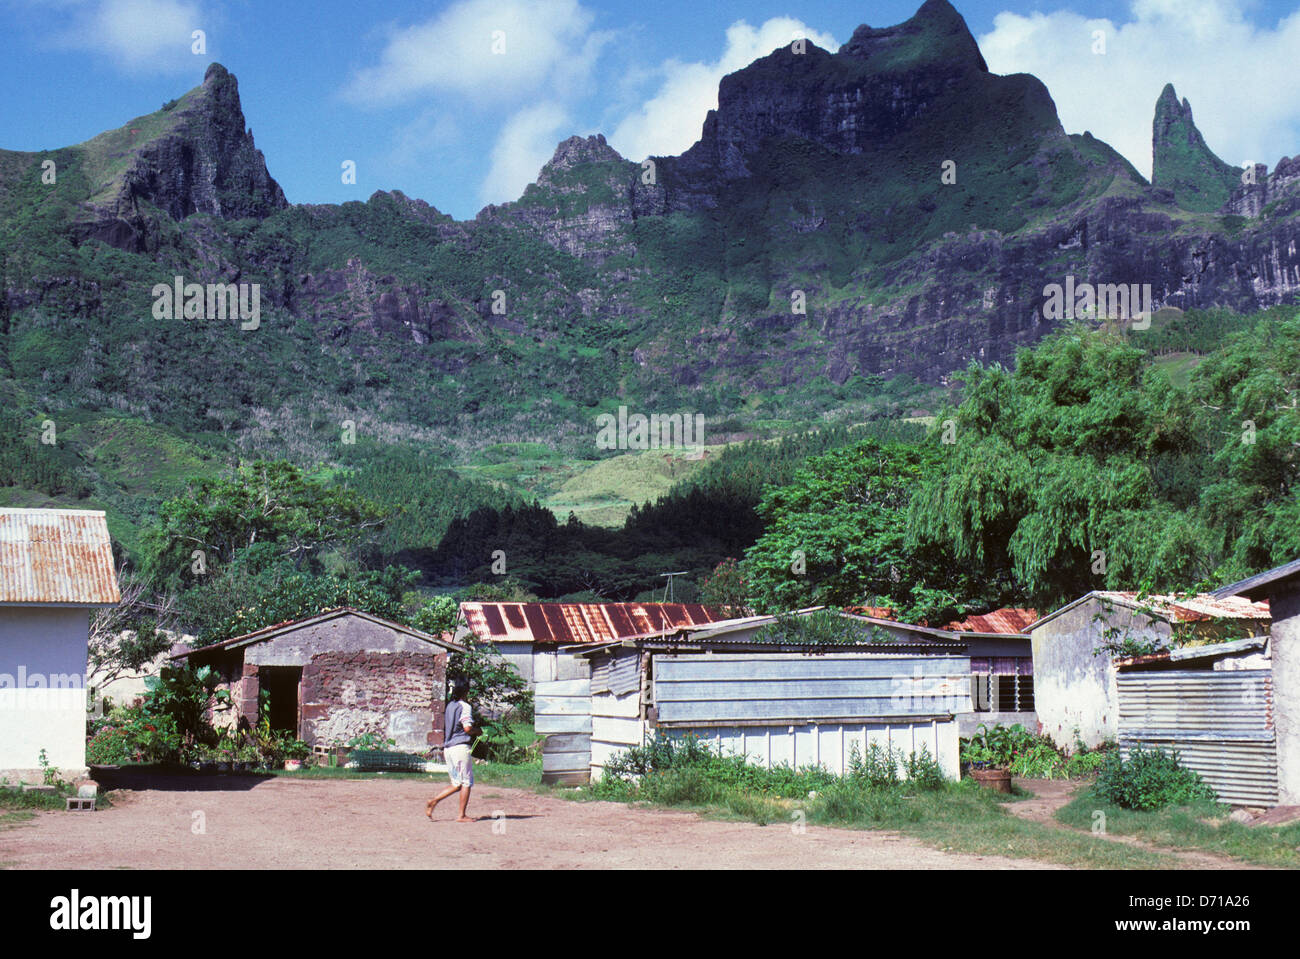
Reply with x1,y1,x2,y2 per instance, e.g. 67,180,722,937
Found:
445,744,474,786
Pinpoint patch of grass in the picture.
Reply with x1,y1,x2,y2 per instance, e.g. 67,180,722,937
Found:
1057,787,1300,867
587,737,1169,868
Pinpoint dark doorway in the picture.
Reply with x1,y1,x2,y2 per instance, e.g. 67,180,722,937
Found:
260,667,302,734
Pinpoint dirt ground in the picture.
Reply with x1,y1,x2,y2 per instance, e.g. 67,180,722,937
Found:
1,774,1057,870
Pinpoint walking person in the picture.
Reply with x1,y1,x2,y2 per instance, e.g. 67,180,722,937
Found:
426,679,477,822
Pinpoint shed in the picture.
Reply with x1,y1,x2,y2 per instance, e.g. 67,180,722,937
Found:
1025,591,1269,749
455,602,727,688
1214,559,1300,804
546,610,971,784
174,608,463,753
0,508,120,781
1115,638,1278,805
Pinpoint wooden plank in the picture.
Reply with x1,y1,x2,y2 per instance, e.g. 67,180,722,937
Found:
592,715,644,745
591,690,641,718
535,714,592,734
542,733,591,752
535,678,591,697
534,695,592,715
655,655,968,681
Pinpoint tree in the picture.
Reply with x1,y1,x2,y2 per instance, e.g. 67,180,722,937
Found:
143,460,384,589
742,440,977,622
908,327,1218,610
413,596,530,717
88,567,178,687
699,558,751,615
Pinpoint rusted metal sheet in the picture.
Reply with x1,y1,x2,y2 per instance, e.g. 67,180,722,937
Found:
461,602,727,647
943,607,1038,635
0,508,119,606
1117,670,1279,805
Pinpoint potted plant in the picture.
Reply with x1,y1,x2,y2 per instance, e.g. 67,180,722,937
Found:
963,724,1013,793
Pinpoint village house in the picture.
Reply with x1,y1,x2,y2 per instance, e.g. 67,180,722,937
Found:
1026,591,1270,749
0,508,120,782
173,608,463,754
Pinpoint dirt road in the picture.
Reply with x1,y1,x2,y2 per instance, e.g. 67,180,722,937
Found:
1,775,1055,870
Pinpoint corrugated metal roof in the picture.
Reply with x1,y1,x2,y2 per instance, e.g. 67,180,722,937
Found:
1114,636,1269,669
460,602,728,646
0,508,120,606
1028,591,1270,631
943,607,1038,634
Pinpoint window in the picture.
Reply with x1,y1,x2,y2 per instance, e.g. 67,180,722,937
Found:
970,656,1033,712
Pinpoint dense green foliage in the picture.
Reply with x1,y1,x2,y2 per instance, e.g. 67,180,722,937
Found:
1093,746,1217,810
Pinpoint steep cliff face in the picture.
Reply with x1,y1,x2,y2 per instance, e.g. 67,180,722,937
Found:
1151,84,1241,212
2,1,1299,451
70,62,287,250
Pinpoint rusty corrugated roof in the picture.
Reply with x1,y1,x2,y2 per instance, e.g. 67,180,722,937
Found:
944,607,1039,634
1098,591,1269,623
460,602,728,646
0,508,120,606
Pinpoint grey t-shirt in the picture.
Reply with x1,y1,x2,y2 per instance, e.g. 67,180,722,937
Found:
445,700,473,748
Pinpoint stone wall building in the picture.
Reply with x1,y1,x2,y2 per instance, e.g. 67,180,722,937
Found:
174,608,463,754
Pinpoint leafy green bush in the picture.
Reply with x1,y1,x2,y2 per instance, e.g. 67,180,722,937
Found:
85,705,183,764
1094,746,1216,810
595,733,945,804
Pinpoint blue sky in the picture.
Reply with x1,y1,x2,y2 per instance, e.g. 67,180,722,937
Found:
2,0,1298,220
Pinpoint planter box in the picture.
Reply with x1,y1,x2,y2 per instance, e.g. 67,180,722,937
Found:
970,767,1012,793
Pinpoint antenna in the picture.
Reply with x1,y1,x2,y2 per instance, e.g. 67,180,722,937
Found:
660,571,688,603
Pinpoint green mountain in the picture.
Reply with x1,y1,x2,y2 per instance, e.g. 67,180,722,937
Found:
2,0,1299,563
1151,83,1242,212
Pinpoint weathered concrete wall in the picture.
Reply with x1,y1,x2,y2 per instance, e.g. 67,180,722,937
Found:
0,606,92,778
1030,601,1172,748
1269,591,1300,804
301,650,446,752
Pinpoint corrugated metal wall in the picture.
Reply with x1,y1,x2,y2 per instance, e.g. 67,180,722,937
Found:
535,678,591,785
660,719,960,779
1117,670,1278,806
652,653,968,779
653,653,971,722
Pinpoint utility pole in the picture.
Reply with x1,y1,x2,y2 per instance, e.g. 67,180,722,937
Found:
660,571,688,603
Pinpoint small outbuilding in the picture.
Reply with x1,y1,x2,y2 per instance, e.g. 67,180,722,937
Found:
536,609,971,785
0,508,120,781
174,608,463,754
1026,591,1269,749
1214,560,1300,805
1114,637,1277,805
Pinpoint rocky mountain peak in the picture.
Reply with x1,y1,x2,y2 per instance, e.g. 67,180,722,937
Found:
840,0,988,73
1151,82,1240,212
538,134,624,183
78,61,287,249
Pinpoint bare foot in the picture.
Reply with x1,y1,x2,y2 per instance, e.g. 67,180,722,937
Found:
456,816,475,823
425,798,439,819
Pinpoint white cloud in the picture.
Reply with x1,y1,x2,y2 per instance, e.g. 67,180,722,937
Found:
479,101,572,205
345,0,608,106
978,0,1300,179
45,0,208,72
610,17,838,162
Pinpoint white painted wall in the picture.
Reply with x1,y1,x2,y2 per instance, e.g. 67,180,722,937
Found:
0,606,92,777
